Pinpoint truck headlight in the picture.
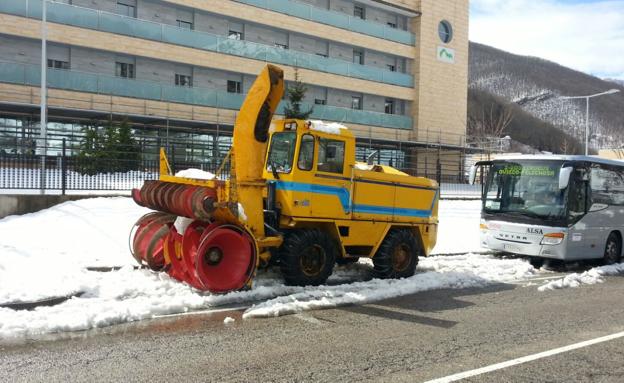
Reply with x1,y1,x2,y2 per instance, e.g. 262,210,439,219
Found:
541,233,564,245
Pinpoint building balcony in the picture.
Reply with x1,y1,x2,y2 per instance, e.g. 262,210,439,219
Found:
0,61,413,130
0,0,414,88
234,0,416,45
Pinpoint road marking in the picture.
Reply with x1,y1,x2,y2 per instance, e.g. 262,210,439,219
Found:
423,330,624,383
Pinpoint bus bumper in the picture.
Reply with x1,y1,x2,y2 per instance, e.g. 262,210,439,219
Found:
480,226,568,260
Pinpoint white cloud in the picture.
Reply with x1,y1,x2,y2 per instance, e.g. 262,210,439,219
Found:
470,0,624,80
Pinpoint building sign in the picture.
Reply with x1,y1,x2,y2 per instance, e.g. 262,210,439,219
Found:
437,46,455,64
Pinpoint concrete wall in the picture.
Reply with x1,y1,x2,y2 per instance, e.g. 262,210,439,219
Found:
0,195,125,219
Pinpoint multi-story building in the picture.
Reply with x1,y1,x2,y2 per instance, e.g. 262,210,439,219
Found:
0,0,469,177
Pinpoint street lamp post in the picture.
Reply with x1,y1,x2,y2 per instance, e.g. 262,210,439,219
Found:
39,0,48,194
560,89,620,156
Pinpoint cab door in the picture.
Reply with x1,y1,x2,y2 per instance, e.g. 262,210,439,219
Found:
311,137,351,220
289,134,315,217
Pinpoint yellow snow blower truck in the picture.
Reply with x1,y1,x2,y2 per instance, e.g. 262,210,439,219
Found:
130,64,439,293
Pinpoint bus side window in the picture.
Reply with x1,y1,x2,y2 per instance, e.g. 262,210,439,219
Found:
589,165,624,206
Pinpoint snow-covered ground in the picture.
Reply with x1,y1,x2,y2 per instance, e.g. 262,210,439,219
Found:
0,198,620,338
538,263,624,291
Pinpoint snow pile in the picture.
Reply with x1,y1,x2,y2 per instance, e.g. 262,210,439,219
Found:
0,197,151,304
538,263,624,291
223,317,235,324
354,163,373,170
175,168,216,180
0,198,526,337
309,120,348,135
432,200,483,254
0,265,360,337
242,254,536,318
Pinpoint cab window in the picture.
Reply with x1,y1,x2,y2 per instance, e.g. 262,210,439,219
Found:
267,132,296,174
298,134,315,171
317,138,345,174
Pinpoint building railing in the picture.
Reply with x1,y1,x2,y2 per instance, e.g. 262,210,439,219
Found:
234,0,416,45
0,0,414,88
0,61,413,130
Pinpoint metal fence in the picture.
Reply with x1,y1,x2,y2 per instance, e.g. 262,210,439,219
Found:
0,140,233,193
0,143,483,198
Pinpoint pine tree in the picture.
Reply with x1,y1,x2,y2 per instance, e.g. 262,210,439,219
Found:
116,118,141,172
76,117,141,174
77,123,104,175
283,68,313,120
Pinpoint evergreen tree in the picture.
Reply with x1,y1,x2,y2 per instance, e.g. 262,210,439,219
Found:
116,118,141,172
283,68,313,120
77,123,104,175
76,117,142,174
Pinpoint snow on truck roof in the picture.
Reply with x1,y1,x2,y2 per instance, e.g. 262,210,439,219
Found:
492,154,624,167
308,120,349,135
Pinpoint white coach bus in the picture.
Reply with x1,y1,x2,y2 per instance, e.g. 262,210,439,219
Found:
471,155,624,266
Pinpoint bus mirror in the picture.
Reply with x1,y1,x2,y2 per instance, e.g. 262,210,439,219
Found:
559,167,573,189
469,165,477,185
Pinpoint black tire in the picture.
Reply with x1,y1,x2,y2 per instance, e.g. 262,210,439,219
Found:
529,257,545,269
373,229,420,279
603,232,622,265
279,229,337,286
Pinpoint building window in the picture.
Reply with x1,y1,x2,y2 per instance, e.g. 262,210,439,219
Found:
354,5,365,20
116,1,136,17
115,62,135,79
314,98,326,105
227,80,242,94
387,22,397,28
386,64,396,72
177,20,193,30
175,74,192,87
438,20,453,43
351,96,362,110
353,49,364,65
274,43,289,50
385,99,395,114
228,30,243,40
47,59,69,70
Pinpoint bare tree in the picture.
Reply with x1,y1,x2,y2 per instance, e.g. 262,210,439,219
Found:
468,102,514,138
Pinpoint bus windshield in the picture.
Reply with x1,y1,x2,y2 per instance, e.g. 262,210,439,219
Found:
484,160,566,222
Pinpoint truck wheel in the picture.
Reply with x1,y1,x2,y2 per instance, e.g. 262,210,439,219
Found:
373,229,420,279
279,229,337,286
603,232,622,265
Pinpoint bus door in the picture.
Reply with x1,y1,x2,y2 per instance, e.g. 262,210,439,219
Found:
566,166,593,258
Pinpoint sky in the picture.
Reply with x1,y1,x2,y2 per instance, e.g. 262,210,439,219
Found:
470,0,624,80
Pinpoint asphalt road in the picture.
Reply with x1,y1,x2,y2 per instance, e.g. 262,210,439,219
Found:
2,274,624,383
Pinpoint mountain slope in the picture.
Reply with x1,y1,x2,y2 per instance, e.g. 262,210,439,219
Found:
469,42,624,148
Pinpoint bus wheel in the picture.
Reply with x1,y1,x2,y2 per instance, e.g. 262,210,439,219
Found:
529,257,544,269
373,229,420,279
603,232,622,265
